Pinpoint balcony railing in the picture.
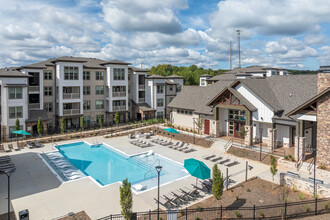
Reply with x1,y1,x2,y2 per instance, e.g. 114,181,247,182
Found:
138,85,145,90
113,106,126,111
63,93,80,99
138,98,145,103
29,86,40,93
112,92,126,97
63,109,81,115
29,103,40,109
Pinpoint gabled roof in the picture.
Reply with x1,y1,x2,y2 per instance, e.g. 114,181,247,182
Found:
101,60,132,65
146,74,166,79
207,74,237,81
0,68,30,77
130,67,148,72
287,87,330,116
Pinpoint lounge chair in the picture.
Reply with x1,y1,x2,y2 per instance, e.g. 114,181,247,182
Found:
172,142,185,150
203,151,216,160
183,146,194,153
34,140,42,148
26,141,34,149
168,141,179,148
218,156,230,165
3,143,11,152
225,157,240,167
192,184,210,193
164,193,181,206
171,190,188,202
176,143,188,151
210,153,223,162
12,142,19,151
180,186,200,199
154,196,173,208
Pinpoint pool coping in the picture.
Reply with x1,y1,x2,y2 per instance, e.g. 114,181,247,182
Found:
40,140,191,194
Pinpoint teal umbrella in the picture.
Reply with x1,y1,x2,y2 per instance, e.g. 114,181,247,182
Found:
184,158,210,185
12,130,31,135
164,128,179,134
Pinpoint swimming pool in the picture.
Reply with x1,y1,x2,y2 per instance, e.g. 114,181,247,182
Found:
55,142,189,191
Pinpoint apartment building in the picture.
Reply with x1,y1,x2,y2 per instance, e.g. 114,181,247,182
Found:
168,68,330,166
0,56,183,140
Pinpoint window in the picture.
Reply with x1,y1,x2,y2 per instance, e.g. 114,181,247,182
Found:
44,70,52,80
64,66,79,80
177,109,193,115
95,100,104,109
96,86,104,95
44,86,53,96
176,84,181,92
157,85,163,94
201,79,206,86
229,109,246,121
157,98,164,107
113,68,125,80
84,116,90,125
229,121,234,135
83,71,90,80
44,102,53,112
157,112,164,119
84,100,91,110
9,106,23,118
271,70,276,76
9,87,22,99
83,86,90,95
96,71,104,80
169,85,173,91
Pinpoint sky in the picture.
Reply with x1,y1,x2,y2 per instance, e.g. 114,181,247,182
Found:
0,0,329,70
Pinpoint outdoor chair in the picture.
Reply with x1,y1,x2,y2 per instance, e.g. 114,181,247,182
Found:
176,143,188,151
218,156,231,165
210,153,223,162
169,142,181,149
180,186,200,199
202,151,216,160
225,157,240,167
154,196,173,208
3,143,11,152
26,141,34,149
183,146,195,153
164,193,181,206
178,144,189,151
192,184,210,193
171,190,189,202
12,142,19,151
0,156,11,164
34,140,42,148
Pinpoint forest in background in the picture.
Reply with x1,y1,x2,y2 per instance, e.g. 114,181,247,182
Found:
147,64,317,85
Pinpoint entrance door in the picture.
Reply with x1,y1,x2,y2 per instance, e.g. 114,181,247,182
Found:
304,127,312,148
137,113,142,121
234,122,245,138
204,119,210,135
67,118,72,129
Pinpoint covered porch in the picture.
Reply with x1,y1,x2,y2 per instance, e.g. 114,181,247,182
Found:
131,102,156,122
25,110,49,136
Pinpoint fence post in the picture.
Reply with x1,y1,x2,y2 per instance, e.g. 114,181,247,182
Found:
186,207,188,220
226,168,229,190
110,214,112,220
315,197,317,216
149,210,151,220
220,206,222,220
245,161,248,182
284,202,287,220
253,205,255,220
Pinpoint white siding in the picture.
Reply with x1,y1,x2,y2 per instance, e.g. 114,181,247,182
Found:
218,108,228,133
235,84,274,123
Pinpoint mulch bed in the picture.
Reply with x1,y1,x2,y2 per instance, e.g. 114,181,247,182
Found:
0,212,16,220
177,178,325,219
59,211,91,220
227,146,279,165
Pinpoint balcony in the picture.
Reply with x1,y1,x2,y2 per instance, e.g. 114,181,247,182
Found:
138,85,145,90
113,106,126,111
29,103,40,110
29,86,39,93
138,98,145,103
112,92,126,97
63,93,80,99
63,109,81,115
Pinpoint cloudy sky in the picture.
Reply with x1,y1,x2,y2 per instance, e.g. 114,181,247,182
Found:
0,0,329,70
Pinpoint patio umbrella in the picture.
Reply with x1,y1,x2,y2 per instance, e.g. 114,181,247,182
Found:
11,130,31,136
184,158,210,185
164,128,179,140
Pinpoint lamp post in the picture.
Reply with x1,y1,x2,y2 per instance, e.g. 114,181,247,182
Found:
2,167,16,220
155,165,163,220
192,118,196,144
259,128,263,161
312,148,317,197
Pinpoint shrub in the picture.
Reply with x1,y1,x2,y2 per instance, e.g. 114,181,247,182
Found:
291,158,295,162
298,192,304,200
179,209,185,216
292,184,298,192
325,202,329,210
319,164,326,170
288,155,292,158
305,205,310,213
284,155,289,160
236,195,239,200
195,217,201,220
247,188,251,192
259,211,265,217
234,211,241,218
197,206,204,212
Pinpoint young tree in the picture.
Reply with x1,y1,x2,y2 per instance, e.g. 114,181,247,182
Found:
98,115,104,128
239,126,247,139
270,155,278,190
61,117,66,134
212,164,224,209
80,116,85,131
15,118,20,131
37,117,44,136
194,117,204,134
115,112,120,126
120,179,133,220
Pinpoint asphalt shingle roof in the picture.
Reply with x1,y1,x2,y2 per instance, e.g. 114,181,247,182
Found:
0,68,30,77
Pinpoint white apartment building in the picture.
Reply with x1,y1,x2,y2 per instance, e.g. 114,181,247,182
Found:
0,56,183,140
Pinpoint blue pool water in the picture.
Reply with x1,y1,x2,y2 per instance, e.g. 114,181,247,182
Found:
56,142,189,189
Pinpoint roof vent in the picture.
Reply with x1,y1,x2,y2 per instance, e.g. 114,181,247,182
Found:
289,93,292,97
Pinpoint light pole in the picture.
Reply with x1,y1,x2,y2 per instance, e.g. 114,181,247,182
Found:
259,128,263,161
192,118,196,144
2,167,16,220
155,165,162,220
312,148,317,197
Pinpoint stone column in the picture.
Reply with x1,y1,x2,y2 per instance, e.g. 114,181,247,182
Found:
244,125,252,146
43,121,48,135
267,128,277,149
125,112,129,123
109,113,113,126
209,120,220,137
294,136,305,161
1,125,7,142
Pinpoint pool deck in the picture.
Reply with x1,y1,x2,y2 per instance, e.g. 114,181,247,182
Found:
0,135,270,219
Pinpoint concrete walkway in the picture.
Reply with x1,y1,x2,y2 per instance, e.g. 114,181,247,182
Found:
0,134,270,219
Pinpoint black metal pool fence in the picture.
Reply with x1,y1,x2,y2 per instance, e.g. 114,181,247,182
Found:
98,197,330,220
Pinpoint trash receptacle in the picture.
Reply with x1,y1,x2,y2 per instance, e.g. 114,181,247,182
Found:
19,209,29,220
